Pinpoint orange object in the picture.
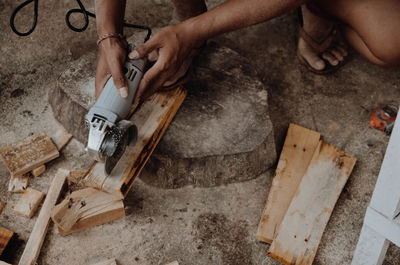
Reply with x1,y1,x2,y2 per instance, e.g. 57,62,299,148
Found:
370,104,398,134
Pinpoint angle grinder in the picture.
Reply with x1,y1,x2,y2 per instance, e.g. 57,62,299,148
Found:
85,57,147,174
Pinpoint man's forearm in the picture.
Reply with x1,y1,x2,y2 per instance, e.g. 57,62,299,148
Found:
182,0,304,42
95,0,126,36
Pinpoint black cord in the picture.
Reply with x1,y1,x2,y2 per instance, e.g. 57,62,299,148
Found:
10,0,152,42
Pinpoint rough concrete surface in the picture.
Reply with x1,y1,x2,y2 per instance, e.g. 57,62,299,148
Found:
0,0,399,265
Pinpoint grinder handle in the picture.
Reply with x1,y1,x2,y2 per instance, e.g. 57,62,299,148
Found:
90,57,147,123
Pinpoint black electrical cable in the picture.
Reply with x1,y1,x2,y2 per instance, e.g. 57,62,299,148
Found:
10,0,152,42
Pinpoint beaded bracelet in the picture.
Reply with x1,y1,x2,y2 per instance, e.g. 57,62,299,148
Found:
97,33,125,46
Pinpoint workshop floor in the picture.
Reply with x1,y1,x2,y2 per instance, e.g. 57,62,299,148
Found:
0,0,399,264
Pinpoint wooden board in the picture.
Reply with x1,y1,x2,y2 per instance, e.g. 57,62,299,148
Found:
91,258,117,265
51,188,125,235
0,226,13,256
18,169,69,265
51,129,72,151
83,87,186,198
0,132,59,176
8,174,30,193
14,188,44,218
256,124,320,243
31,165,46,177
268,141,356,265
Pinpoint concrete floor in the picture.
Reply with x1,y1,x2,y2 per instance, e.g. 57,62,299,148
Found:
1,0,399,264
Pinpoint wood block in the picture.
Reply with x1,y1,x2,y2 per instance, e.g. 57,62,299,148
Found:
0,132,59,176
0,227,13,256
14,188,45,218
51,188,125,235
51,129,72,151
18,169,69,265
268,141,356,265
91,258,117,265
256,124,320,243
83,87,186,198
67,169,90,192
31,165,46,177
8,174,29,193
166,261,179,265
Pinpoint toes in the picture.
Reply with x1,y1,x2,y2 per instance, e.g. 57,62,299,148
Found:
335,45,348,57
298,38,326,70
322,52,339,66
330,48,344,61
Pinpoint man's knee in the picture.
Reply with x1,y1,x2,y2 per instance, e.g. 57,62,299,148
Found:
371,41,400,67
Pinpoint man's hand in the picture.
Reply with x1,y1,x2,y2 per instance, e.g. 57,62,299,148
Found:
128,24,199,101
95,37,128,99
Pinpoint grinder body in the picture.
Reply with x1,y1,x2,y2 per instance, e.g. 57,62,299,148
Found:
85,58,146,171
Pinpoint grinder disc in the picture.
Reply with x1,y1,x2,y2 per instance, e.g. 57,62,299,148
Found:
102,120,138,175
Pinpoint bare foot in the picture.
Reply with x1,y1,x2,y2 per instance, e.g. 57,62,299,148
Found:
298,4,348,71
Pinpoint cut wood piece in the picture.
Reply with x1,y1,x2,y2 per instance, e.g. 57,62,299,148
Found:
8,174,30,193
91,258,117,265
51,188,125,235
14,188,44,218
257,124,320,243
0,132,59,176
67,168,90,192
51,129,72,151
268,141,356,265
83,87,186,197
18,168,69,265
166,261,179,265
31,165,46,177
0,226,13,256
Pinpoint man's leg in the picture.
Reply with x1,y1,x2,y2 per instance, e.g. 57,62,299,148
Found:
320,0,400,67
171,0,207,22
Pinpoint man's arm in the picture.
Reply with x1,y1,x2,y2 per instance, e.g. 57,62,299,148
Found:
94,0,128,99
131,0,304,100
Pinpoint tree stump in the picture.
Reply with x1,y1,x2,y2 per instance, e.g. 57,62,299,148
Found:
49,37,276,189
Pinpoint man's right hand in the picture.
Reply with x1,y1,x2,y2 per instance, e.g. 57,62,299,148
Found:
95,37,128,99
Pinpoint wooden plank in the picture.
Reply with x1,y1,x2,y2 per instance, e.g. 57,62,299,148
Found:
18,168,69,265
83,87,186,198
256,124,320,243
370,117,400,218
0,227,13,256
31,165,46,177
8,174,29,193
0,132,59,176
51,188,125,235
91,258,117,265
51,129,72,151
268,141,356,265
14,188,44,218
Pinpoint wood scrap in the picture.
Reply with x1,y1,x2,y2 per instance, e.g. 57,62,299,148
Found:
0,132,59,176
14,188,44,218
8,174,29,193
31,164,46,177
18,168,69,265
268,141,356,265
82,87,186,198
51,128,72,151
51,188,125,235
256,124,320,243
91,258,117,265
0,226,13,256
67,168,90,192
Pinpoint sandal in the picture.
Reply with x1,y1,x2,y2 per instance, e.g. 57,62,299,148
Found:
297,6,346,75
